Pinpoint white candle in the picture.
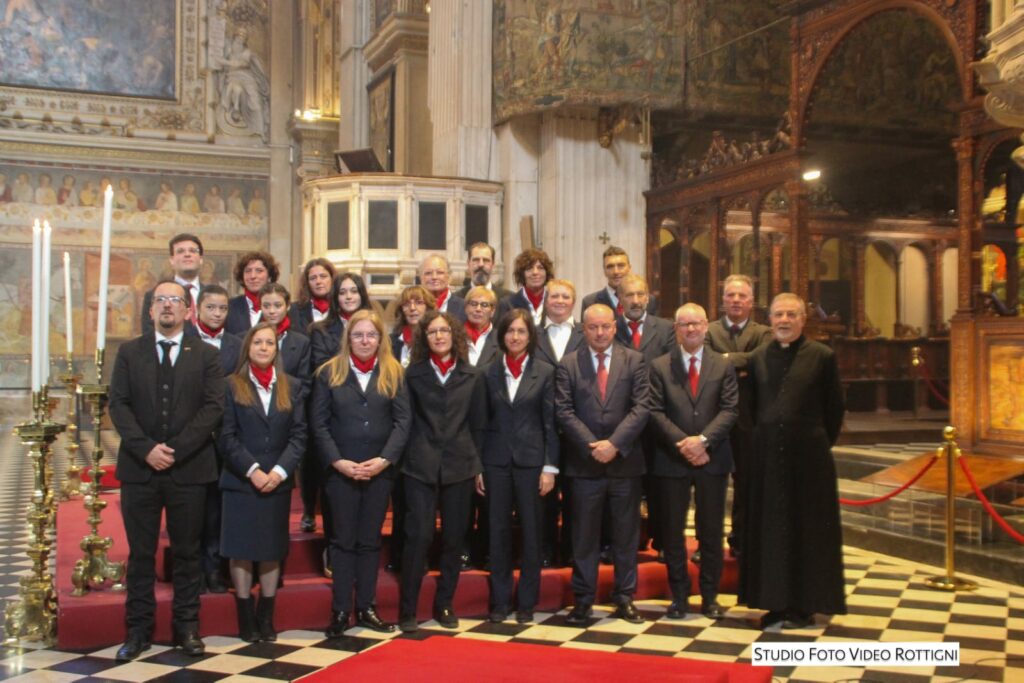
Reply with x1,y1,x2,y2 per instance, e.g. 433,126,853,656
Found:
64,252,73,355
30,220,41,393
41,221,52,386
97,185,113,351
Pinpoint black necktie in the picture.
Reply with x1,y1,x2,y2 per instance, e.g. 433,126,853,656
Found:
730,324,742,337
159,340,176,369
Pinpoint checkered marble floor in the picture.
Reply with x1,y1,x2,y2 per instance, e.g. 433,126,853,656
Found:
2,418,1023,681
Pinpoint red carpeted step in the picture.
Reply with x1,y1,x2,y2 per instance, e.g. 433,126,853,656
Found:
297,636,771,683
56,491,740,650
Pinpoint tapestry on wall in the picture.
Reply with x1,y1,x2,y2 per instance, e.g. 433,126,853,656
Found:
492,0,682,123
0,0,178,100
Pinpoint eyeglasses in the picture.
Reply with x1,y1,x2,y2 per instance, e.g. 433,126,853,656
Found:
675,321,706,329
466,301,494,309
426,327,452,337
350,332,380,342
154,295,186,306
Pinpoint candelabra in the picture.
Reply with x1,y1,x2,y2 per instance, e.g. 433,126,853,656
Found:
58,355,84,500
3,395,65,646
71,348,125,596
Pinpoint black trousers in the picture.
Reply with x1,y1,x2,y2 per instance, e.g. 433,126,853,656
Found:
325,470,394,613
727,424,754,551
484,464,543,612
399,476,473,617
201,481,222,576
569,476,641,608
541,476,572,563
121,475,206,637
300,438,333,537
658,472,728,604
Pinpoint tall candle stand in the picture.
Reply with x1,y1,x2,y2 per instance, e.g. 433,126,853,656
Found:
58,355,84,501
3,393,66,646
71,348,125,596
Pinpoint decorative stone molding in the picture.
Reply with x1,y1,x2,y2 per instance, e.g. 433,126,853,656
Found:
975,6,1024,131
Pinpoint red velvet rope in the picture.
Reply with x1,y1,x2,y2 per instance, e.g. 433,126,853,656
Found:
916,362,950,406
957,455,1024,544
839,452,939,506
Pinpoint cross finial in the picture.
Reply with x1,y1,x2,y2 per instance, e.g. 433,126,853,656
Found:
598,231,611,245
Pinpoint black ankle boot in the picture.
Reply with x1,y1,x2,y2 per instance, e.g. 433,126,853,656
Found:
256,595,277,641
235,597,258,642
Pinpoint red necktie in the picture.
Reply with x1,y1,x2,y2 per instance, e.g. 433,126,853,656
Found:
628,320,642,349
597,352,608,401
615,301,624,317
689,356,699,396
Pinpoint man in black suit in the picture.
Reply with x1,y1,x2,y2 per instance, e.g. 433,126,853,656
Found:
455,242,512,300
580,246,658,319
614,273,675,557
193,284,241,595
140,233,204,336
109,280,225,660
704,274,772,557
420,254,466,322
555,303,650,624
649,303,738,620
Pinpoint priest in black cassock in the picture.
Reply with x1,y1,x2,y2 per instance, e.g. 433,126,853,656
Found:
738,292,846,630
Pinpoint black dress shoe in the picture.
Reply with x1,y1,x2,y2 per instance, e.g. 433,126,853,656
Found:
433,606,459,629
325,610,350,638
398,615,419,633
565,606,592,625
664,601,688,620
206,572,228,594
115,635,151,662
488,607,509,624
612,601,644,624
385,559,399,573
300,514,316,533
357,607,395,633
459,553,472,572
783,611,814,629
760,610,786,629
701,601,726,620
515,610,534,624
173,631,205,656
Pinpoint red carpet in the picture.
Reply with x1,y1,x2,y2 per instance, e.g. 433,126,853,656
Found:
55,490,738,649
297,636,771,682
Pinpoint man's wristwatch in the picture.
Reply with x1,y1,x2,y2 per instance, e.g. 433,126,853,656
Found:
698,434,709,447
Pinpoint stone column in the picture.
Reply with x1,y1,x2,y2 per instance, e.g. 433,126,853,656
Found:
495,116,541,278
536,109,650,316
338,0,372,150
852,237,868,336
269,0,297,284
928,240,946,335
428,0,494,179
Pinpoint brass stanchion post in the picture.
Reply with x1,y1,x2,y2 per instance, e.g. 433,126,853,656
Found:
910,346,922,419
924,426,978,592
4,395,66,646
71,348,125,596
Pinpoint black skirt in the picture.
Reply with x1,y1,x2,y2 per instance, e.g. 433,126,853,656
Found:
220,488,292,562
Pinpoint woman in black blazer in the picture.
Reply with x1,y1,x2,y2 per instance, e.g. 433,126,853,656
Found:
388,285,436,368
288,258,336,335
225,251,280,336
258,283,311,400
304,272,376,536
313,310,411,636
482,309,559,624
399,310,486,633
220,322,306,643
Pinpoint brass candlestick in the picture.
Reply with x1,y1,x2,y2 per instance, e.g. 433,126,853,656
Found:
58,355,84,501
4,409,66,646
71,348,125,596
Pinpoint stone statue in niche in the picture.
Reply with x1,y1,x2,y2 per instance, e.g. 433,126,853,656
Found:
212,27,270,142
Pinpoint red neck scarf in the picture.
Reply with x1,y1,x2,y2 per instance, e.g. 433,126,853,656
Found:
401,325,413,347
351,354,377,374
197,319,222,338
311,296,329,314
244,289,261,312
433,288,449,310
505,352,527,379
525,287,545,311
431,353,455,376
340,310,353,321
464,320,490,344
250,363,274,390
275,316,291,336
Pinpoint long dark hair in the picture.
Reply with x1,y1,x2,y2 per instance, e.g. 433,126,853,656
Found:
230,322,292,412
495,308,537,356
295,258,337,306
311,272,376,338
411,310,467,364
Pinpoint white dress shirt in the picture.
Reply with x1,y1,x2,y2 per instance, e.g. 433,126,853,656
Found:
544,316,575,362
154,330,184,365
467,326,492,367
